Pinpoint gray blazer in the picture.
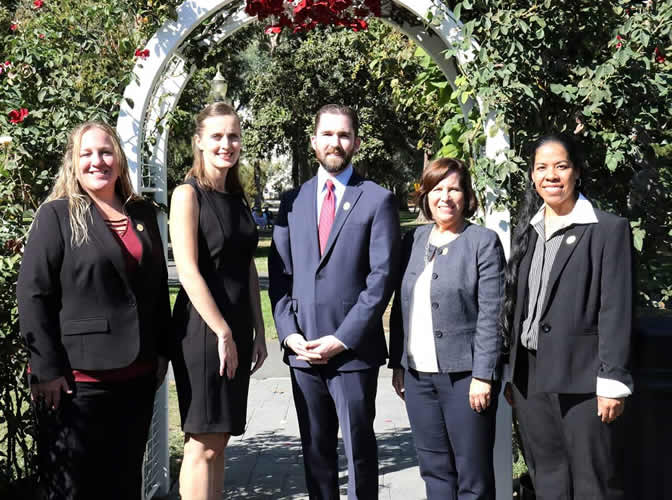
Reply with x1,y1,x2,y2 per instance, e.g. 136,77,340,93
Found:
389,222,505,380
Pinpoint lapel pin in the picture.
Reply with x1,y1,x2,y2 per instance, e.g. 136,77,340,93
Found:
441,248,448,255
136,223,144,232
565,235,576,245
343,202,351,211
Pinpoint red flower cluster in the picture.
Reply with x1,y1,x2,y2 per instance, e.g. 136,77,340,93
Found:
0,61,11,76
9,108,29,124
245,0,380,33
33,0,44,8
135,48,150,59
10,23,18,31
655,47,665,63
615,35,623,49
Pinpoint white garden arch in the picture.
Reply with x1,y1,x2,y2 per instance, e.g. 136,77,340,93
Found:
117,1,512,498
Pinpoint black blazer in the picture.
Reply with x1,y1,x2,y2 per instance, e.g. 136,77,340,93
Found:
17,198,172,383
506,208,634,394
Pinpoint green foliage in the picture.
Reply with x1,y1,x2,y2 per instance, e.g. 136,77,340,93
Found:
440,0,672,309
238,21,433,197
0,0,179,487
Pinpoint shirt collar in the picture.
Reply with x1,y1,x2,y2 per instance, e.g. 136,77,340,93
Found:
317,164,353,191
530,193,598,228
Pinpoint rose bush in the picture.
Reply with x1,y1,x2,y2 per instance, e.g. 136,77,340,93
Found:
0,0,178,491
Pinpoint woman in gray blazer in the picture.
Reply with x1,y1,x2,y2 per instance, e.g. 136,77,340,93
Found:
389,158,505,500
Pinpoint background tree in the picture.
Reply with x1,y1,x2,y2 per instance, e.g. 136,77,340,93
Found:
437,0,672,310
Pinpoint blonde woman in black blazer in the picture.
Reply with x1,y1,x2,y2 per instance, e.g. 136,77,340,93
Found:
502,134,633,499
17,122,171,500
389,158,505,500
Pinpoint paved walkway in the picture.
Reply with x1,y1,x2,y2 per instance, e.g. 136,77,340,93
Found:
166,375,424,499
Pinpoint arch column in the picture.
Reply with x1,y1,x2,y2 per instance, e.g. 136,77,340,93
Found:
118,1,512,498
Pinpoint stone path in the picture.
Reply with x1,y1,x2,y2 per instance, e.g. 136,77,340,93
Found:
166,376,425,499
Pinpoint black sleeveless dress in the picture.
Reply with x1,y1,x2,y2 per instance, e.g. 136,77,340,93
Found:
172,179,258,435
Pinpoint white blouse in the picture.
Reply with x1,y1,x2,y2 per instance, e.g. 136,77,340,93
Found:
406,260,439,373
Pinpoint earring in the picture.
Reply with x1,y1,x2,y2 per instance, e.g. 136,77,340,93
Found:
576,178,582,187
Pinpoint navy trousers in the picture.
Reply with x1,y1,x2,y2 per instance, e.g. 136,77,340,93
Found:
512,349,626,500
34,375,156,500
404,369,497,500
290,366,379,500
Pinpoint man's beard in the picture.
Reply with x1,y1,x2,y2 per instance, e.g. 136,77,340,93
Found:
316,146,354,173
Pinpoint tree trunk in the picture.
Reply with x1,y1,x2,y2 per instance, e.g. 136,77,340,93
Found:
253,159,263,208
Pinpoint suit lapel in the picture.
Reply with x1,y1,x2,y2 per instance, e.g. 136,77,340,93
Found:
87,203,133,292
513,228,536,338
540,224,589,316
319,175,363,266
296,177,320,262
126,203,153,283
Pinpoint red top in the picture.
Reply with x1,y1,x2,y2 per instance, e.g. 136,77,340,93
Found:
72,217,154,382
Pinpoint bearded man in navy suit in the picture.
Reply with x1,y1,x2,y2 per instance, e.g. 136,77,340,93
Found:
269,104,401,499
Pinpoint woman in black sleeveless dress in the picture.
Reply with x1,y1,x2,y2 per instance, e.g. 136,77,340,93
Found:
170,102,267,500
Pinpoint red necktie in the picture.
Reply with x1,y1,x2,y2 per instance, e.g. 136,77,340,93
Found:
318,179,335,255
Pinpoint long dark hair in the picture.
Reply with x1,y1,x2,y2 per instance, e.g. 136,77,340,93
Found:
499,133,585,347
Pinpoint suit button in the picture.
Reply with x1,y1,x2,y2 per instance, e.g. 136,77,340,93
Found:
432,302,439,309
541,323,551,333
434,331,443,338
432,273,438,280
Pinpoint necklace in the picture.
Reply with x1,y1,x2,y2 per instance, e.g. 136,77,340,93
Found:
424,224,463,266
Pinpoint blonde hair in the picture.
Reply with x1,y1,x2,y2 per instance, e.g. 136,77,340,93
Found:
44,121,140,246
186,102,244,194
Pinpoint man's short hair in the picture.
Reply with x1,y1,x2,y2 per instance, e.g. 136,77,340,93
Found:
314,104,359,137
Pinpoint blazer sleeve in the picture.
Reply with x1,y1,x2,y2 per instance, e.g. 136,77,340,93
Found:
388,228,415,369
472,230,506,380
268,191,301,345
333,192,401,351
597,217,634,391
146,207,173,360
17,203,68,382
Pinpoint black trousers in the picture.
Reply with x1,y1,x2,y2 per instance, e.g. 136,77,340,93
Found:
404,369,497,500
512,349,626,500
290,366,379,500
34,375,156,500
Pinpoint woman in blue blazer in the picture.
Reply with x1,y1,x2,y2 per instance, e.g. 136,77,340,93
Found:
502,133,633,499
389,158,505,499
17,121,171,500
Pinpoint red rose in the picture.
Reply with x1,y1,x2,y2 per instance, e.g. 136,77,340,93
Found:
135,49,150,59
265,25,282,34
33,0,44,8
655,47,665,63
10,23,18,31
363,0,381,17
38,33,45,39
9,108,29,124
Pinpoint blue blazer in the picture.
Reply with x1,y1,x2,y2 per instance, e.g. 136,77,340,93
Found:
268,172,401,371
389,223,505,380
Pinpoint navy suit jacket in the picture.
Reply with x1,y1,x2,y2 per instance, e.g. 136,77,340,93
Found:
268,172,401,371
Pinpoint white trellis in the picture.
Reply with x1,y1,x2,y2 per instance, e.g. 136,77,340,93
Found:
117,1,512,498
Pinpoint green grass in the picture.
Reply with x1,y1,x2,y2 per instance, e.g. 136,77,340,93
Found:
166,381,183,483
254,232,271,276
399,209,426,232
